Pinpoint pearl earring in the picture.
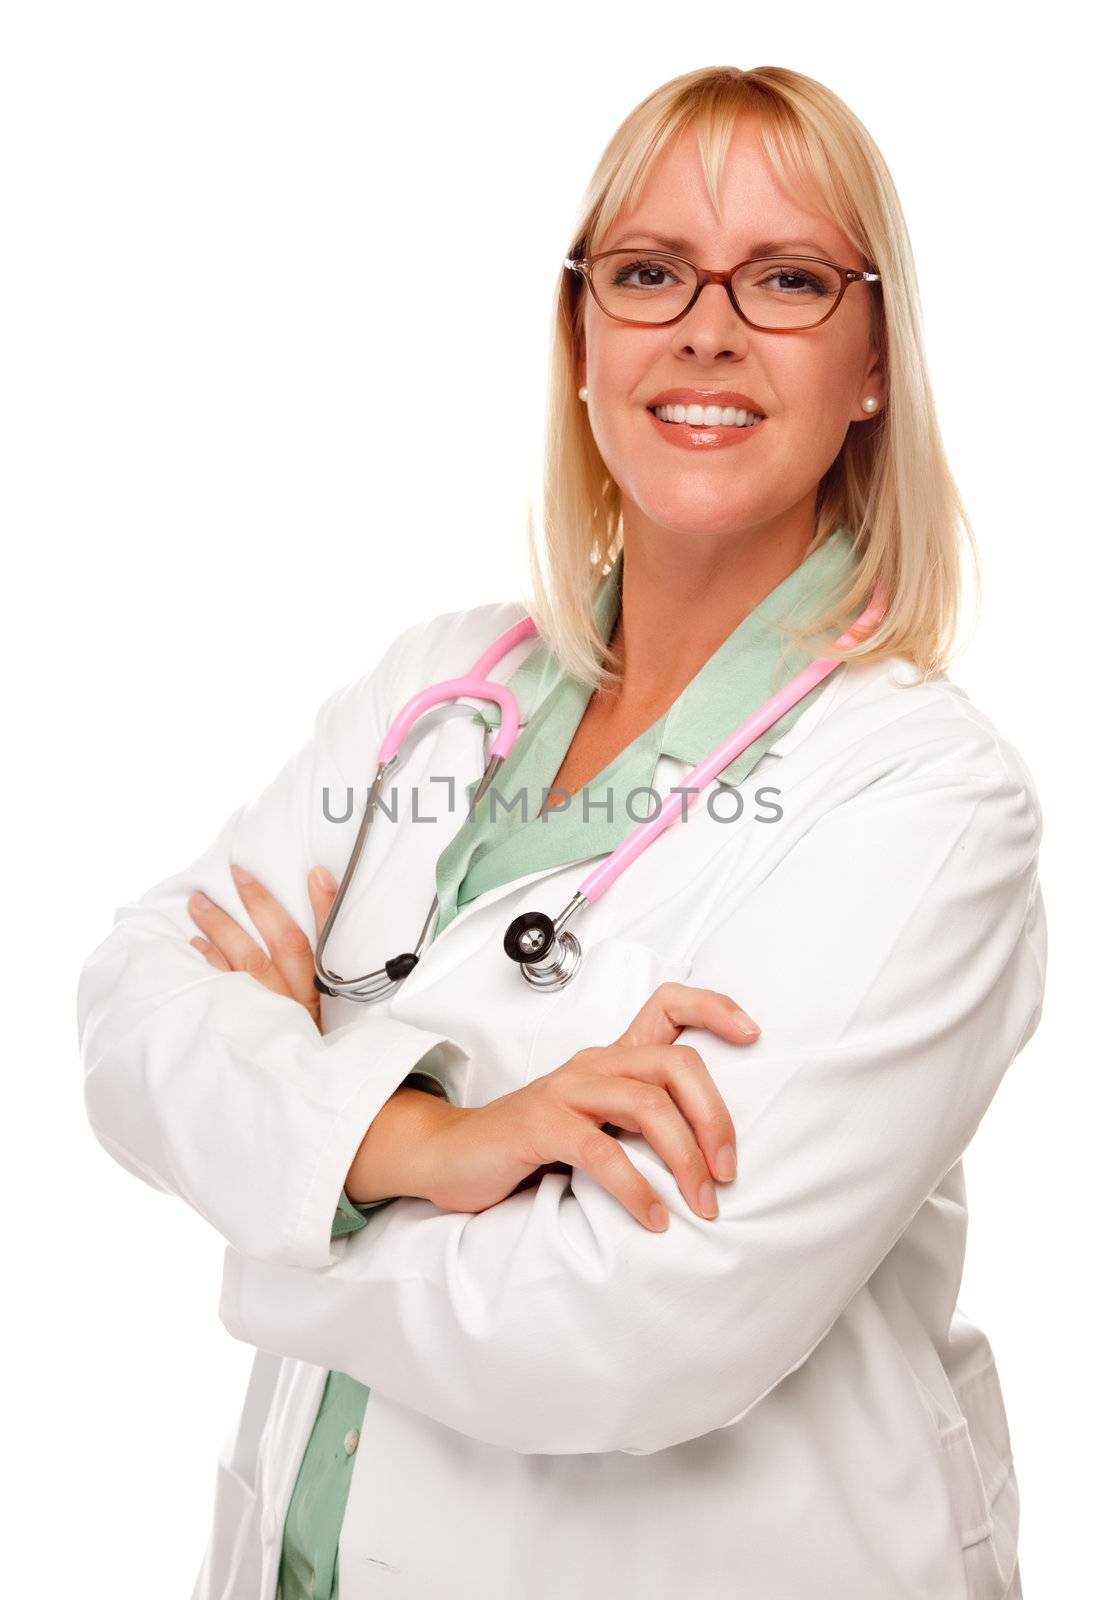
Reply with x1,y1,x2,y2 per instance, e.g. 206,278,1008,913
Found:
862,396,877,413
578,386,588,402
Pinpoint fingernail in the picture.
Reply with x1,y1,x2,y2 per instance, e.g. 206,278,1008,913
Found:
732,1008,760,1038
190,891,212,910
698,1180,717,1218
230,864,253,886
715,1144,736,1181
315,865,338,892
648,1201,669,1230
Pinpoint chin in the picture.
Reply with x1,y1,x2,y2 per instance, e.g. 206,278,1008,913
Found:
634,486,766,537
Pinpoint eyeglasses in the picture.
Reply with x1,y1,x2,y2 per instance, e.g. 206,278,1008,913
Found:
563,250,882,332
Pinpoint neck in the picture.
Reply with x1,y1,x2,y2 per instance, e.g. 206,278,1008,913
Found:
606,501,818,715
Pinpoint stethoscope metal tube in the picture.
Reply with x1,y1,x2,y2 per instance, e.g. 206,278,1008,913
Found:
313,615,537,1000
313,588,888,1000
313,753,507,1000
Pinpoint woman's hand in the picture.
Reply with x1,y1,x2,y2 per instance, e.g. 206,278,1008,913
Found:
415,984,761,1232
187,863,339,1030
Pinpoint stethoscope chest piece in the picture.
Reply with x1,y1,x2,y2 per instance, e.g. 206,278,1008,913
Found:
503,909,584,991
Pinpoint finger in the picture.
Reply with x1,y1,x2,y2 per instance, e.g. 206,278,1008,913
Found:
616,982,761,1049
577,1041,737,1186
539,1107,671,1233
190,935,232,972
227,865,318,1012
308,865,340,942
186,889,294,1000
565,1070,722,1220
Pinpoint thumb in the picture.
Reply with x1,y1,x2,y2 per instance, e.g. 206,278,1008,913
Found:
308,864,340,941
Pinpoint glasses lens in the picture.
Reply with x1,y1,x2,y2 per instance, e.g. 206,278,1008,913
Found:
589,252,844,328
590,252,698,323
732,257,844,328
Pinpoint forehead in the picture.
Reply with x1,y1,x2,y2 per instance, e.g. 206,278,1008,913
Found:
602,119,859,266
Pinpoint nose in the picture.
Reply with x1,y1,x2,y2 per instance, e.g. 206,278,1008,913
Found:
672,280,751,361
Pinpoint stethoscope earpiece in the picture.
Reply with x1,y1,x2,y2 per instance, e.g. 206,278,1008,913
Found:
314,948,420,1000
386,951,420,981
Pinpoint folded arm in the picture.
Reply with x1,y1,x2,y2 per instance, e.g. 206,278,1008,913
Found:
77,618,470,1271
218,745,1047,1454
331,1071,452,1237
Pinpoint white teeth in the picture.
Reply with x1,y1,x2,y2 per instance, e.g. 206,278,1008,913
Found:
652,403,763,427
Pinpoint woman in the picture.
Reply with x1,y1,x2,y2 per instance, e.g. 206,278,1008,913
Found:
77,65,1045,1600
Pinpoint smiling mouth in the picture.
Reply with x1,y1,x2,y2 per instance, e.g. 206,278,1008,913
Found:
643,404,766,452
646,404,765,429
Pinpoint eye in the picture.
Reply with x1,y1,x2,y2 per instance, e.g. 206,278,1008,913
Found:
752,264,830,297
610,257,687,290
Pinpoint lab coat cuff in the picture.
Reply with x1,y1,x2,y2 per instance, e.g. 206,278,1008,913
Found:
293,1021,469,1271
219,1245,246,1343
329,1071,451,1237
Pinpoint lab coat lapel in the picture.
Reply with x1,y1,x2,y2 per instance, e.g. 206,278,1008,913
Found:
432,525,861,938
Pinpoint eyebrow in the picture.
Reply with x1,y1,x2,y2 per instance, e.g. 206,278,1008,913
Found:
606,230,838,259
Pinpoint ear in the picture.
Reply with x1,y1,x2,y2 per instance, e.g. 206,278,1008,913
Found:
853,340,886,424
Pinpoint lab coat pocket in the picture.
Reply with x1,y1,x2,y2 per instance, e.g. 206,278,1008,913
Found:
936,1405,1014,1600
191,1345,279,1598
190,1458,262,1600
523,935,693,1085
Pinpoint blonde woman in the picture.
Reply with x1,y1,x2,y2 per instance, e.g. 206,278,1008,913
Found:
78,65,1044,1600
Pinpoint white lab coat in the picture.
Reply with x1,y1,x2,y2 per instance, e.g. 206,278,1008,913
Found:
77,599,1045,1600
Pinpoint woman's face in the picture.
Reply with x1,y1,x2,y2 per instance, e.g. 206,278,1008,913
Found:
578,117,884,542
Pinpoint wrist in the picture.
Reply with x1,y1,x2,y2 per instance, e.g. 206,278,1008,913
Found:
345,1086,465,1204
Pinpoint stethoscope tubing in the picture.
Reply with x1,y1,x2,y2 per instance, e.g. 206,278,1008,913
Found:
579,581,888,904
313,583,888,999
376,616,537,767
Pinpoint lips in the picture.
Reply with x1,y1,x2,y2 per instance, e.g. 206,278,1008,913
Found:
646,388,767,415
646,406,764,451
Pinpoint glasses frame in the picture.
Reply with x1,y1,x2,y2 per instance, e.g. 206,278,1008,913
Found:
563,249,882,332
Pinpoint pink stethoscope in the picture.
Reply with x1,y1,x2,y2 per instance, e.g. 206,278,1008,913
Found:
314,583,888,998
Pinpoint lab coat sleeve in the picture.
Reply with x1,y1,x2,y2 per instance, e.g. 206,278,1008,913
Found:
77,618,471,1272
217,745,1047,1454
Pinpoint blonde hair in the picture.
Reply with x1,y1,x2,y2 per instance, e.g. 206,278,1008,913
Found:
521,64,978,692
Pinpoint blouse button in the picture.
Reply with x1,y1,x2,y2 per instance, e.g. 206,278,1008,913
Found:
344,1427,360,1455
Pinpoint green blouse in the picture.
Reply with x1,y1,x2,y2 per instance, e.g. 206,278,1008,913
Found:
278,524,861,1598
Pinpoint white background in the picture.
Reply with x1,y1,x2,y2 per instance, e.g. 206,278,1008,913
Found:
3,3,1090,1593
